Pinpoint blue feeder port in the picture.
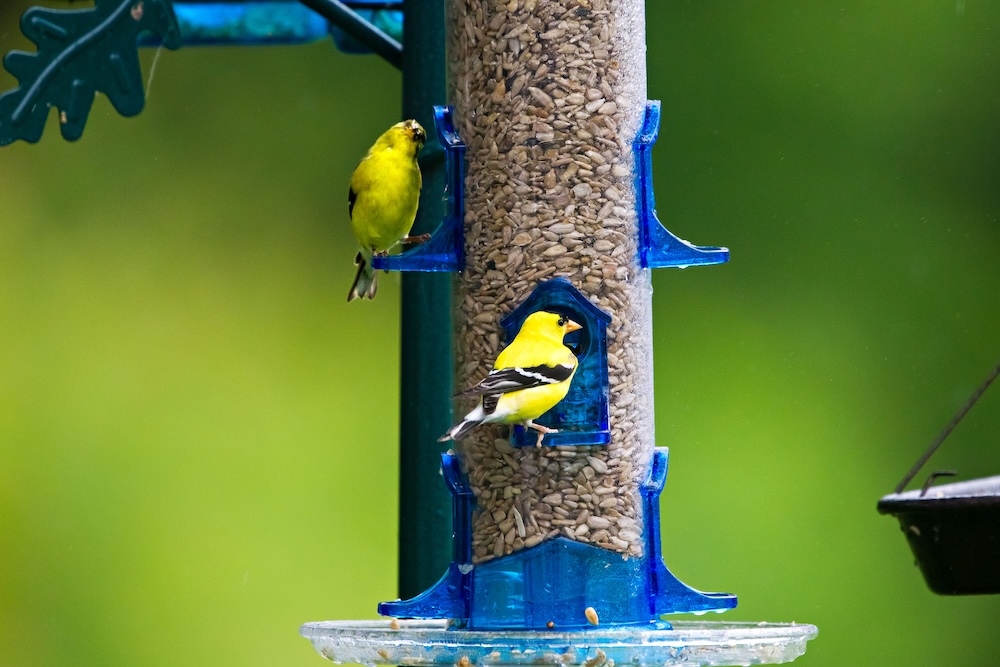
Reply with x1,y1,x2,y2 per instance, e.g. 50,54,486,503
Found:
635,100,730,269
500,278,611,448
377,454,473,620
378,450,736,629
371,105,465,273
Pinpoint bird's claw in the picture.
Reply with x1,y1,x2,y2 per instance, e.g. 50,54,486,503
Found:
527,423,558,447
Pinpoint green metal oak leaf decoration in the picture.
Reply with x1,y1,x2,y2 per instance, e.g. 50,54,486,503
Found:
0,0,181,146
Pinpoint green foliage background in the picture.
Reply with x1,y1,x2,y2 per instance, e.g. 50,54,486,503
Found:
1,1,998,665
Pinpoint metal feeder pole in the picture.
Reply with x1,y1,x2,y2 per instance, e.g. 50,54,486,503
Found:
397,0,453,601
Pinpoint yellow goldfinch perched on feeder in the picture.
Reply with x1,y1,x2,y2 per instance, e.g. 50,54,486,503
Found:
347,119,428,301
440,311,582,447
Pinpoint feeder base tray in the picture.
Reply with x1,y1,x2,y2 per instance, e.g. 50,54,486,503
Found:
299,619,818,666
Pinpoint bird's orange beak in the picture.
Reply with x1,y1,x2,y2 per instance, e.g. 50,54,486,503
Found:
564,319,582,333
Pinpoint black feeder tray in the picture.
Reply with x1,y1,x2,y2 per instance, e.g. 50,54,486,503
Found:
878,361,1000,596
878,475,1000,595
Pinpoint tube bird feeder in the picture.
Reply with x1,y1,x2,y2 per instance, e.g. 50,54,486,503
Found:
0,0,818,662
303,0,817,664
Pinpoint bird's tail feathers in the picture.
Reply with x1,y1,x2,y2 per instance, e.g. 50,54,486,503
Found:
438,417,484,442
438,404,486,442
348,251,378,302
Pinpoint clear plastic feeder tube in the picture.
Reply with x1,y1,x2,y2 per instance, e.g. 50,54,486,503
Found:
447,0,655,564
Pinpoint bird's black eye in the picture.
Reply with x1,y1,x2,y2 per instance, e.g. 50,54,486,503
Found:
557,315,568,326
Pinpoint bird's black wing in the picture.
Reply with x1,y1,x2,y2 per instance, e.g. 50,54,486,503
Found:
459,364,575,398
482,393,501,415
348,186,357,219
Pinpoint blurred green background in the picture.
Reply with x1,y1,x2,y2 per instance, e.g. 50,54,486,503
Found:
1,1,998,665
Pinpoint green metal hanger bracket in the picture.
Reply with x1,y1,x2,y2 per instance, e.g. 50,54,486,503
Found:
0,0,402,145
298,0,402,68
0,0,182,145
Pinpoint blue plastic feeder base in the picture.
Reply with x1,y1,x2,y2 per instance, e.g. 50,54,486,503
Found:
379,538,735,630
379,450,736,630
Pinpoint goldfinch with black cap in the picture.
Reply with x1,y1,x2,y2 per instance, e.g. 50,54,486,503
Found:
440,311,582,447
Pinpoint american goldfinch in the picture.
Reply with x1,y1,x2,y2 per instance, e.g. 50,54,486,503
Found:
440,311,582,447
347,119,427,301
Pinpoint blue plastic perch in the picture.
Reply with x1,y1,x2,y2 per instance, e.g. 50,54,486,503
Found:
635,100,730,269
372,105,465,272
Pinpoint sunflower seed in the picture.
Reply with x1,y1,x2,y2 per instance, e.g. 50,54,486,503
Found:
448,0,656,565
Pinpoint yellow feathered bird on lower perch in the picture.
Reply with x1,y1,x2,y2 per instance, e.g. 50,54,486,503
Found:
347,119,428,301
440,311,582,447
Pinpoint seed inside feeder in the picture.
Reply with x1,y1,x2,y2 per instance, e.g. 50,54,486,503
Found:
583,649,608,667
450,0,652,563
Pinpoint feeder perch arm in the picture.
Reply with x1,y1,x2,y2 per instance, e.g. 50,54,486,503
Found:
635,101,730,269
371,106,465,273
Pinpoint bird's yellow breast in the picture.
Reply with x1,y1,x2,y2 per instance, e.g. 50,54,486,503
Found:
350,147,421,252
494,376,575,424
